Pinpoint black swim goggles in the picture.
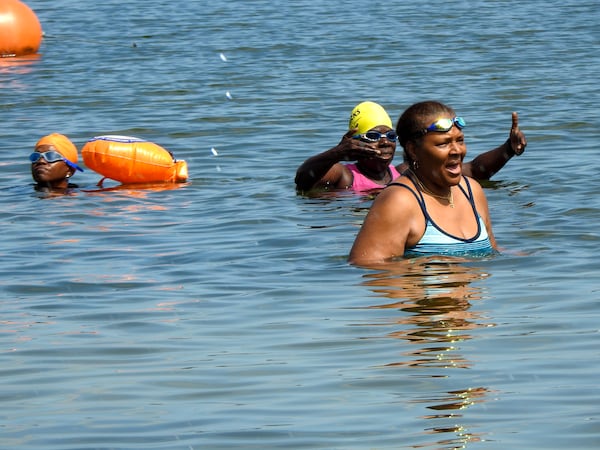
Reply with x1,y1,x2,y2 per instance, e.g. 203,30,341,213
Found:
353,130,398,142
29,151,84,172
415,117,466,137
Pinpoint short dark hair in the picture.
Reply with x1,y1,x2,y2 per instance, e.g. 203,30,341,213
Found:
396,100,456,148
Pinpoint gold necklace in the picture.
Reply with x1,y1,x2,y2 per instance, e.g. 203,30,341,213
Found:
408,170,454,208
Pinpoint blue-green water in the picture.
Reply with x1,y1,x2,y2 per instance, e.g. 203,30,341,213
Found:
1,1,599,448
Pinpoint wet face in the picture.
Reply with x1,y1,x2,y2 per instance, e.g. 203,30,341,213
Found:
31,144,73,188
410,114,466,188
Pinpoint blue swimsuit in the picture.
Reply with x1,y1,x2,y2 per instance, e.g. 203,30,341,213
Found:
390,177,495,258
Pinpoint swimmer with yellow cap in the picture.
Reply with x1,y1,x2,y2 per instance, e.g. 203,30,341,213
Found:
295,101,401,192
30,133,84,191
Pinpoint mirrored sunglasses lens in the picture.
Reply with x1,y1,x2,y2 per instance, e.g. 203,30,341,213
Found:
431,118,454,131
364,132,382,141
364,131,397,141
46,151,65,162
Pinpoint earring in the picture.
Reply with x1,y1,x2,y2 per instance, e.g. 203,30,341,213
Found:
412,160,419,170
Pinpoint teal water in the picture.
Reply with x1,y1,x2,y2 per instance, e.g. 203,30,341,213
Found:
1,1,599,448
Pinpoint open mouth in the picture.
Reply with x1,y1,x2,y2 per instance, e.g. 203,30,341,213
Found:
446,162,462,176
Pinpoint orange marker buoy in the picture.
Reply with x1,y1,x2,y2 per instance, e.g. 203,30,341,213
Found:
82,135,189,185
0,0,43,57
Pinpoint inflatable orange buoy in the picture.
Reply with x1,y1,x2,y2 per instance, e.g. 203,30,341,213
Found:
0,0,43,57
82,135,188,184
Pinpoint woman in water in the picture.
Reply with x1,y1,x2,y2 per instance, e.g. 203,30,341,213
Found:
30,133,84,192
349,101,497,265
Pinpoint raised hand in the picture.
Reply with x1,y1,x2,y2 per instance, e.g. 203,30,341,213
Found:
509,112,527,156
337,128,382,161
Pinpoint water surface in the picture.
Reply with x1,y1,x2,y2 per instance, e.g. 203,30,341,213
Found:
1,1,599,448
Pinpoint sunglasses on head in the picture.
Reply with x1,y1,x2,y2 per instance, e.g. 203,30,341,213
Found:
416,116,466,137
29,151,84,172
353,130,398,143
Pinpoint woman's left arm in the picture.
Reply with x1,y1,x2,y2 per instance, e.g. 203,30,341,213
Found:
462,112,527,181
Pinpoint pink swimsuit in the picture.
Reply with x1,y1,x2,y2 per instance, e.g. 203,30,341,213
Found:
346,163,401,192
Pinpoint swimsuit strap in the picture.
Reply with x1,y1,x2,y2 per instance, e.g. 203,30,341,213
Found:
386,181,427,212
456,177,481,226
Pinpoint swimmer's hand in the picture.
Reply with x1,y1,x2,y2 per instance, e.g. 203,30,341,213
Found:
336,128,381,161
508,112,527,156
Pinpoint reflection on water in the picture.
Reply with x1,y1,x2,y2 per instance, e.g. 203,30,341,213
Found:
412,387,491,449
358,257,494,449
0,54,41,89
0,54,41,69
81,180,191,193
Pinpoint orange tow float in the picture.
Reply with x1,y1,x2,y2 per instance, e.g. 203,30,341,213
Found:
82,135,189,185
0,0,43,57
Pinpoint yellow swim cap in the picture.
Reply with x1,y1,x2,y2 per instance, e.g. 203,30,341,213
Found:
348,101,393,135
35,133,79,164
